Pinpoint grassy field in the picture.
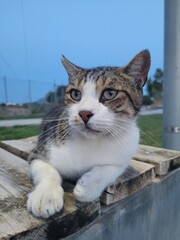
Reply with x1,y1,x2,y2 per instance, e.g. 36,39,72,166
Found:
0,114,162,147
138,114,162,147
0,125,40,141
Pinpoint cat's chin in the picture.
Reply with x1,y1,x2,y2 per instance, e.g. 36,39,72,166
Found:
74,125,107,139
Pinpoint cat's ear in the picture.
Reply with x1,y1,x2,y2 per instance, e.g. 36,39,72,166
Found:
123,50,151,89
61,55,82,78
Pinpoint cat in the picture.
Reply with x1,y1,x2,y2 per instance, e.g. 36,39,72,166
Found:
27,50,150,218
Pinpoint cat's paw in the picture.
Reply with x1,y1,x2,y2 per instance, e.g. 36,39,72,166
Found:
73,172,101,202
27,183,64,218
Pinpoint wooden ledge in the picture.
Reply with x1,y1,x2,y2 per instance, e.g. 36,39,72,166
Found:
0,148,100,239
101,160,155,205
1,137,180,238
134,145,180,175
0,137,37,161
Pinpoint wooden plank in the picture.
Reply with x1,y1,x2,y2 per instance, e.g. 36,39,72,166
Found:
134,145,180,175
0,138,157,205
0,136,37,160
101,160,155,205
0,148,100,239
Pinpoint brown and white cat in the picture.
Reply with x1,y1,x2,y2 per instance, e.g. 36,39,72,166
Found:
27,50,150,218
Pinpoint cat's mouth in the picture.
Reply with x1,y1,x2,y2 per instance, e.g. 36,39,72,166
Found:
85,125,101,133
70,119,108,137
74,122,103,136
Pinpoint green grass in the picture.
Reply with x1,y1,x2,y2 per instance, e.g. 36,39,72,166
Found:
0,114,163,147
0,125,40,141
138,114,162,147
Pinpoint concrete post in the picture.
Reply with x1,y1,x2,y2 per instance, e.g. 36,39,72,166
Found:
163,0,180,150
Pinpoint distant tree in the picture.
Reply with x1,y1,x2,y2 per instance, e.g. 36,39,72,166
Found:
154,68,163,83
46,85,66,103
147,68,163,102
56,85,66,102
46,91,55,103
0,103,6,107
142,95,153,105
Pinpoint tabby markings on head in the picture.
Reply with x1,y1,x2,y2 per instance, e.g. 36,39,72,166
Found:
62,50,150,118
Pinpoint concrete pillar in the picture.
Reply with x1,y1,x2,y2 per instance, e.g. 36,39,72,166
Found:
163,0,180,150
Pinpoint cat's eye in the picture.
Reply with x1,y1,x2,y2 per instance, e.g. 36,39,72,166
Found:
102,88,118,101
70,89,82,101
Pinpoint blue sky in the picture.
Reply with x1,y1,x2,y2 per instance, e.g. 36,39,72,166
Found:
0,0,164,103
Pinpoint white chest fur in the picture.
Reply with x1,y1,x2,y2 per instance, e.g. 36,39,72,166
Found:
48,123,139,179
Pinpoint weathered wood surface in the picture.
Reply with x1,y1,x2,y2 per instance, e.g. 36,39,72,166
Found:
0,148,100,239
134,144,180,175
1,136,180,238
101,160,155,205
0,137,37,160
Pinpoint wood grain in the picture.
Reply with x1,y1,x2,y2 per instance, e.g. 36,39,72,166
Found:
3,137,179,237
134,145,180,175
0,148,100,239
0,136,37,160
101,160,155,205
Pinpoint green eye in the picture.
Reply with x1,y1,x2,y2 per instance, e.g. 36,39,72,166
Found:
70,89,82,101
102,88,118,100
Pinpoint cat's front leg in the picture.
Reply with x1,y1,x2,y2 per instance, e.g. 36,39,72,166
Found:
27,160,64,218
74,165,123,202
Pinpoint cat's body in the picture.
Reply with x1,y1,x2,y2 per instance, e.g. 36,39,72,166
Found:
27,50,150,218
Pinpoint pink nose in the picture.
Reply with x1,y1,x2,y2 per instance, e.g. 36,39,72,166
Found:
78,111,94,124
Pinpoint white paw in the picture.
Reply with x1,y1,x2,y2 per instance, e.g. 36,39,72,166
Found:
73,172,101,202
77,172,93,186
27,183,64,218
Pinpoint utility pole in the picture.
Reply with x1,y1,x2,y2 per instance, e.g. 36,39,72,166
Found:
163,0,180,150
4,76,8,104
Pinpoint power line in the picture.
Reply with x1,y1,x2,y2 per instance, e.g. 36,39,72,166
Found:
0,76,58,84
0,52,18,78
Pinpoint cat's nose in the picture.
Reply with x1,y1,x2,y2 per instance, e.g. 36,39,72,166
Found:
78,111,94,124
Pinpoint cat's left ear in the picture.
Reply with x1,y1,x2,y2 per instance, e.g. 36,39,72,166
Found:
61,55,83,78
123,50,151,89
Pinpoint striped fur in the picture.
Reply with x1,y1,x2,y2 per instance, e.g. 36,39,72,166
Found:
27,50,150,218
63,50,150,117
37,50,151,153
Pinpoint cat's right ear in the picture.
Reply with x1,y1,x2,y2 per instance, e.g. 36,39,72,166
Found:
61,55,82,79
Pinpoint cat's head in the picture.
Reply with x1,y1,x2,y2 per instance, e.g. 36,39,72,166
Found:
62,50,150,139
